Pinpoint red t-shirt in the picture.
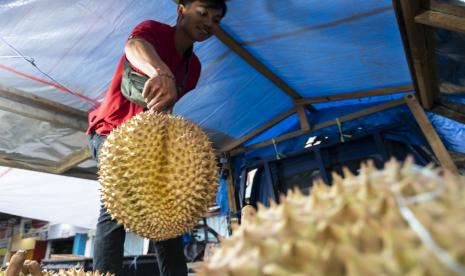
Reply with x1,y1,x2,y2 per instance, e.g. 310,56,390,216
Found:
87,20,201,136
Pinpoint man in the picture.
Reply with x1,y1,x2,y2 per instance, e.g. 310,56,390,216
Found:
86,1,227,275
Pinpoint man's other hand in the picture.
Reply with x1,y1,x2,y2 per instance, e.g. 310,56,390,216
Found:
142,74,177,112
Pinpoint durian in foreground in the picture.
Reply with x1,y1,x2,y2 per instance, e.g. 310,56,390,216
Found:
98,111,218,241
198,159,465,275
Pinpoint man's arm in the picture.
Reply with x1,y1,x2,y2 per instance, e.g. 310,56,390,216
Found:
125,38,177,112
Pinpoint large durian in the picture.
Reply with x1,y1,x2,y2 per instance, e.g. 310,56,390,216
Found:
98,111,218,240
198,159,465,275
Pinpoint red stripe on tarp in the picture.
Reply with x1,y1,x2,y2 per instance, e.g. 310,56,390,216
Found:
0,64,98,106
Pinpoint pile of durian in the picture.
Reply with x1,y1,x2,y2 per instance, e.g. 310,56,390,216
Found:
0,251,112,276
198,159,465,275
0,268,112,276
98,111,217,240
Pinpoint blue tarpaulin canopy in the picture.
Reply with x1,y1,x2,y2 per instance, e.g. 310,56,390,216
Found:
0,0,464,223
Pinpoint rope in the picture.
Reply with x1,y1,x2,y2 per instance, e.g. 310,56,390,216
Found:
335,117,352,143
336,117,345,143
272,138,285,160
0,36,98,108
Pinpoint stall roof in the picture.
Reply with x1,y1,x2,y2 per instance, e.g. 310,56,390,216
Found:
0,0,464,226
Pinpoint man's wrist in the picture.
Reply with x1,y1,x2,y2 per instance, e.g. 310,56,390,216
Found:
148,68,175,81
156,72,176,81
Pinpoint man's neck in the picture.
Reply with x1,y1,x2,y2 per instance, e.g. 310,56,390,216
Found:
174,26,194,58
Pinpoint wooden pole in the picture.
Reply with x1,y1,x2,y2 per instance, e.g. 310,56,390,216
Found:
404,94,458,173
295,105,310,131
0,147,93,177
415,10,465,34
225,154,237,213
295,84,414,105
55,147,92,174
395,0,439,109
0,85,88,131
222,84,414,153
220,107,296,152
429,0,465,18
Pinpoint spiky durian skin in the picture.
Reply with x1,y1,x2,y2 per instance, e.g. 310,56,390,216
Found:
198,159,465,276
98,112,218,241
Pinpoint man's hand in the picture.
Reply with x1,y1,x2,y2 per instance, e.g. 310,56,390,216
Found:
125,38,178,112
142,74,177,112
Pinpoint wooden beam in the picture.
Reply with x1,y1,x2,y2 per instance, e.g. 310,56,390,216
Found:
220,107,296,152
0,147,92,175
404,94,458,173
0,157,97,180
432,105,465,124
55,147,92,174
395,0,440,109
231,98,405,155
415,10,465,34
295,105,310,131
429,0,465,18
432,98,465,124
0,84,87,119
221,83,406,153
295,84,414,105
0,85,87,131
393,0,422,98
310,99,405,132
438,99,465,115
225,154,237,213
214,28,303,101
171,2,306,101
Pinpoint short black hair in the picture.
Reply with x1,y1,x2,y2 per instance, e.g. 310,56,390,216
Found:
179,0,228,17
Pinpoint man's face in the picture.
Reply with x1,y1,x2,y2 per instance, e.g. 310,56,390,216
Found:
177,1,224,42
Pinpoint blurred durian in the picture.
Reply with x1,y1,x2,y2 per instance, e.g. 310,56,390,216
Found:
198,158,465,275
1,250,112,276
98,111,218,241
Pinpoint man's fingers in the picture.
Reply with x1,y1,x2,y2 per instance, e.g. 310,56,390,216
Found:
142,82,151,98
146,90,163,109
150,96,175,112
143,84,160,103
148,95,168,112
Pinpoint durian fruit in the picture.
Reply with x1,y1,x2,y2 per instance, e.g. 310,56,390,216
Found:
0,251,112,276
98,111,218,240
240,205,257,228
198,158,465,275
